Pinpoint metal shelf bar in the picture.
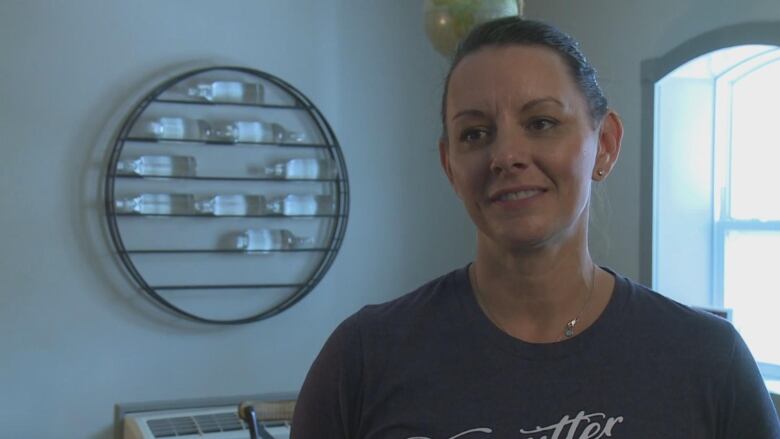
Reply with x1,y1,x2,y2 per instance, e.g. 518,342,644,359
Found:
114,212,345,218
123,248,333,254
121,136,330,148
152,98,311,110
111,174,343,182
153,283,306,290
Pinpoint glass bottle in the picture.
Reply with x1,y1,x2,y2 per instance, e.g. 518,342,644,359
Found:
186,80,264,104
140,117,212,141
264,158,336,180
235,229,313,252
116,155,197,177
266,194,334,216
194,194,267,216
211,120,306,144
114,193,195,215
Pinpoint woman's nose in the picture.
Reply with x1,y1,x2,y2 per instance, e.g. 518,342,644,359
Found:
489,131,529,175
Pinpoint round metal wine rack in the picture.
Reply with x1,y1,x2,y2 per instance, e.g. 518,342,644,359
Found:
104,66,349,324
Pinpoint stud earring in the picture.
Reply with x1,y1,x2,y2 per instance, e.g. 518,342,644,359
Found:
597,169,605,177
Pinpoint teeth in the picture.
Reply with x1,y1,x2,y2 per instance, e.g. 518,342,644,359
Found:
498,190,542,201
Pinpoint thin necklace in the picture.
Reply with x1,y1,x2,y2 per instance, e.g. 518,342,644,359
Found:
559,263,597,341
471,263,598,342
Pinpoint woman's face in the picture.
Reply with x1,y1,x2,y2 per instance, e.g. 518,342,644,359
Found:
440,44,620,251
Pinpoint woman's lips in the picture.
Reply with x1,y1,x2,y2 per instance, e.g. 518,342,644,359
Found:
490,187,547,203
495,188,545,201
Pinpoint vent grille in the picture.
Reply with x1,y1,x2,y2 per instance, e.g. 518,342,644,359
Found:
147,412,246,437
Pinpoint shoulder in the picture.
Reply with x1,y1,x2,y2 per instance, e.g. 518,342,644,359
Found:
357,266,467,322
612,272,738,362
335,266,471,353
617,273,733,330
607,273,780,435
318,266,469,351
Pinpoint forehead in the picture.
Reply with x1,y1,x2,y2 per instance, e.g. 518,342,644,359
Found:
447,45,583,114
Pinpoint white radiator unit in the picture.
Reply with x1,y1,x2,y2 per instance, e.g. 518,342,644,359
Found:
123,405,290,439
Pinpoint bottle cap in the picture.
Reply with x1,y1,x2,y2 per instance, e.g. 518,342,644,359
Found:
235,233,249,250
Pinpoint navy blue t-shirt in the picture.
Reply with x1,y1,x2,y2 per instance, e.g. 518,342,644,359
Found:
292,266,780,438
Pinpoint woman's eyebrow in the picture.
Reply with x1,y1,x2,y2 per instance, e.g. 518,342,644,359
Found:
451,108,487,122
520,97,565,111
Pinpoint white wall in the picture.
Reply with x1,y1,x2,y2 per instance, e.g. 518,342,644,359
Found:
0,1,473,437
526,0,780,282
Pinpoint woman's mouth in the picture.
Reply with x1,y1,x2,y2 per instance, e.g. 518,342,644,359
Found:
496,189,545,201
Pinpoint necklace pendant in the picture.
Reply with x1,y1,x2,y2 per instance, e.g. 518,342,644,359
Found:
564,319,576,338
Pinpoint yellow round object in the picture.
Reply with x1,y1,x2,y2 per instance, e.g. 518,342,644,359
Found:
423,0,523,57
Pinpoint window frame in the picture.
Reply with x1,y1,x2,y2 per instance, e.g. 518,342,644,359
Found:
640,21,780,285
711,48,780,308
715,54,780,377
642,22,780,381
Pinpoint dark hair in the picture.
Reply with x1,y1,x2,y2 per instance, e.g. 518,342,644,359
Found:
441,17,608,136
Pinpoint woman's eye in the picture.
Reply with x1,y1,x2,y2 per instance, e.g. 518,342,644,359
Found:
527,118,557,132
459,128,490,143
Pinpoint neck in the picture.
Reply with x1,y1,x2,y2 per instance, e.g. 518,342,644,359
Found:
471,231,604,343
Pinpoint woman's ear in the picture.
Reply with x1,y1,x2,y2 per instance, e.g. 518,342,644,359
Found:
593,110,623,181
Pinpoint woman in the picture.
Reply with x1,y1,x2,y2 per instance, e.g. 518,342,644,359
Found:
292,17,780,438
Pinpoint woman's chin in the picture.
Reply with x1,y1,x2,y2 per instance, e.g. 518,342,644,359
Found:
482,229,555,252
479,221,581,254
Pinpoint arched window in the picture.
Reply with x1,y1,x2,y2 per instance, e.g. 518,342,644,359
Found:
648,37,780,382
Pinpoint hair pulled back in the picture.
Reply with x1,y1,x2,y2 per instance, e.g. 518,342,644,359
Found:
441,17,608,136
